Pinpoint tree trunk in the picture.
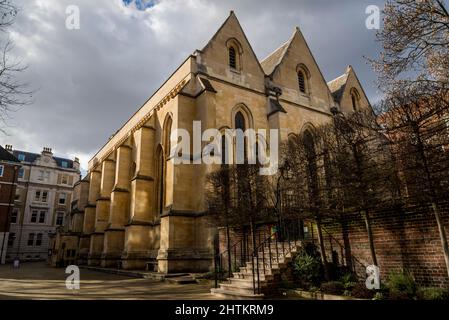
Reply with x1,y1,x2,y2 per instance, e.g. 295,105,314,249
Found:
431,202,449,279
226,225,232,278
362,209,378,266
340,215,354,272
316,217,330,281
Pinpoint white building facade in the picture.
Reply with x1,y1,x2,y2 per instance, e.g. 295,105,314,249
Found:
5,146,80,262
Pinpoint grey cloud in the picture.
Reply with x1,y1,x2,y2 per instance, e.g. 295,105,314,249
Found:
0,0,386,172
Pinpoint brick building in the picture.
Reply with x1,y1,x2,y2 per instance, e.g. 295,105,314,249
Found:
0,145,20,264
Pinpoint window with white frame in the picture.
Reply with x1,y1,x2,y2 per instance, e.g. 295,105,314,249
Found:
34,190,41,201
27,233,35,246
0,165,4,177
59,193,67,205
35,234,43,246
38,170,50,182
10,209,18,224
39,210,46,223
30,210,38,223
42,191,48,202
56,212,64,226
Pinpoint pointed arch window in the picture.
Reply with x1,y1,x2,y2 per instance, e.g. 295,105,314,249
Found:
234,111,247,163
350,88,360,111
298,70,306,93
226,38,242,71
163,116,173,158
229,46,237,69
156,148,164,216
235,111,246,131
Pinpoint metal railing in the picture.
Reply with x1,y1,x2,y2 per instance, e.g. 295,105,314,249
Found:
214,219,305,295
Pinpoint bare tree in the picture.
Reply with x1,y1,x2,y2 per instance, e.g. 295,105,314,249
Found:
378,82,449,278
284,130,337,280
370,0,449,278
0,0,32,133
206,163,272,276
370,0,449,90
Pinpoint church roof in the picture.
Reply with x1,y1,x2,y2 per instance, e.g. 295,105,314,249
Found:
260,40,291,76
327,66,352,103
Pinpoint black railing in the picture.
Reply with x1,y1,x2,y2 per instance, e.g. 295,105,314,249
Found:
214,219,306,295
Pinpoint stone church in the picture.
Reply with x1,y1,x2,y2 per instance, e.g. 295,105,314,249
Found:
79,11,370,273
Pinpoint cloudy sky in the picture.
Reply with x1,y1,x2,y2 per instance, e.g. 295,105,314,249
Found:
0,0,385,173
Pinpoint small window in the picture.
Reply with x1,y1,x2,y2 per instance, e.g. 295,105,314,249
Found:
350,88,361,111
235,111,246,131
31,210,38,223
17,154,25,161
39,211,46,224
27,233,35,246
61,161,68,168
229,46,237,69
298,71,306,93
8,233,16,247
61,175,68,184
36,234,43,247
0,165,4,177
56,213,64,226
42,191,48,203
10,209,18,224
59,193,67,205
18,168,24,179
34,190,41,201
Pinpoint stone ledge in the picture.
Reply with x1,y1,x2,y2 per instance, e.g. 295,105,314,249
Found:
287,289,364,300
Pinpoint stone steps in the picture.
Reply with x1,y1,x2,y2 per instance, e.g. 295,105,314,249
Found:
211,241,303,299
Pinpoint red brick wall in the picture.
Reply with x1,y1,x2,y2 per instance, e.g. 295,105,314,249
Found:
218,202,449,288
319,202,449,288
0,162,18,232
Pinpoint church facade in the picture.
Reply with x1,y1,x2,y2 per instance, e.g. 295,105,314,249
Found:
81,12,371,273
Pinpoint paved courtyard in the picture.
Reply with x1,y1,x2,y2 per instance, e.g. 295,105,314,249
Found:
0,262,219,300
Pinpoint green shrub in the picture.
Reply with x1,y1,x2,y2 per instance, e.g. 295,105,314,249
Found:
351,283,375,299
417,287,449,300
320,281,344,295
386,271,416,299
292,249,324,287
340,272,357,290
372,292,385,300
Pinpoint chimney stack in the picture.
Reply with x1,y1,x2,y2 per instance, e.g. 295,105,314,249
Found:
42,147,53,155
5,144,13,152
